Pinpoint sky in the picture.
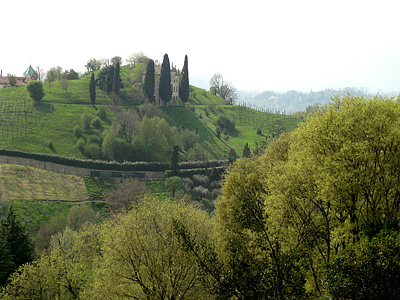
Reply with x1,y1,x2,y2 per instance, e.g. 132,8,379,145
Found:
2,0,400,93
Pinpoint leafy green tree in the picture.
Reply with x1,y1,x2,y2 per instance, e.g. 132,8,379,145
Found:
107,178,150,210
165,176,184,197
111,56,123,66
179,55,189,104
215,116,235,134
85,58,98,72
64,69,79,80
159,53,172,105
327,230,400,300
2,223,101,300
89,72,96,106
143,59,155,102
26,81,45,103
7,74,17,87
67,205,97,231
84,199,213,299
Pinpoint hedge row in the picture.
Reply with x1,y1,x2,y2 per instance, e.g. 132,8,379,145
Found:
0,149,227,172
165,166,226,178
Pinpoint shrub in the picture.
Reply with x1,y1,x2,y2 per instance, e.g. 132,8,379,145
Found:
82,113,93,130
215,116,235,133
139,103,160,118
192,174,209,188
192,186,210,200
73,126,82,138
76,138,86,153
96,108,107,120
85,143,102,160
87,135,102,145
91,117,102,129
256,128,262,135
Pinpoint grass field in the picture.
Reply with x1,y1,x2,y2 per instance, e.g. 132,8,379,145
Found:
0,164,88,201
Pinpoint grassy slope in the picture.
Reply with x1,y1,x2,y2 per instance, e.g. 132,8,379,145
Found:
0,66,301,159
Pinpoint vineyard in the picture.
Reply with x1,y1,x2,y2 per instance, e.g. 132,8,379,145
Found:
0,100,43,141
232,102,303,134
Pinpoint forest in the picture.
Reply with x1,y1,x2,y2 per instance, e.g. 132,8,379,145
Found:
1,94,400,299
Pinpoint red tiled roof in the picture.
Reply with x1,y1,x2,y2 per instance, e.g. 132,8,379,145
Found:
0,76,31,87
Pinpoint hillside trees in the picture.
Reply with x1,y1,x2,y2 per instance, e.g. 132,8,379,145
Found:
143,59,155,102
159,53,172,105
95,65,115,93
179,55,190,104
85,58,99,72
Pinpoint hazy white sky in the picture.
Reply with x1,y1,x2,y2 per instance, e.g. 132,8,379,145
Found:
2,0,400,93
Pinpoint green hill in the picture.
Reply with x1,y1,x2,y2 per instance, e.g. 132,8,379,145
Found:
0,65,302,161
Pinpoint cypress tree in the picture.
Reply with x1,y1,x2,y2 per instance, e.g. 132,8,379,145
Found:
159,54,172,105
170,145,180,176
1,206,34,275
242,142,251,158
112,61,121,96
0,230,14,286
179,55,190,104
143,59,155,103
89,72,96,107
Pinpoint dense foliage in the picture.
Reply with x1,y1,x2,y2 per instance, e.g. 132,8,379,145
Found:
2,95,400,299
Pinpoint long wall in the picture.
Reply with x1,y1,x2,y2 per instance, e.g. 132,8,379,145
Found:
0,156,165,179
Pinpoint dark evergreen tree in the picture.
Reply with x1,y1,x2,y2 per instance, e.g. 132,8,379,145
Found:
89,72,96,107
179,55,189,104
228,148,238,164
112,61,121,96
143,59,155,103
96,65,115,93
242,142,251,158
0,230,14,286
159,54,172,105
170,145,180,176
1,206,34,282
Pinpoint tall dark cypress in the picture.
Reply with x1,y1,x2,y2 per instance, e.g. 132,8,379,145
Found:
89,72,96,107
112,61,121,96
179,55,189,104
143,59,155,103
159,54,172,105
1,205,34,281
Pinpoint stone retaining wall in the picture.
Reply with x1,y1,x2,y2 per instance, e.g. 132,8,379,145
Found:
0,156,165,179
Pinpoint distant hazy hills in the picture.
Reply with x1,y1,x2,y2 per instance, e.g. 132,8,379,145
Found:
238,88,373,114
